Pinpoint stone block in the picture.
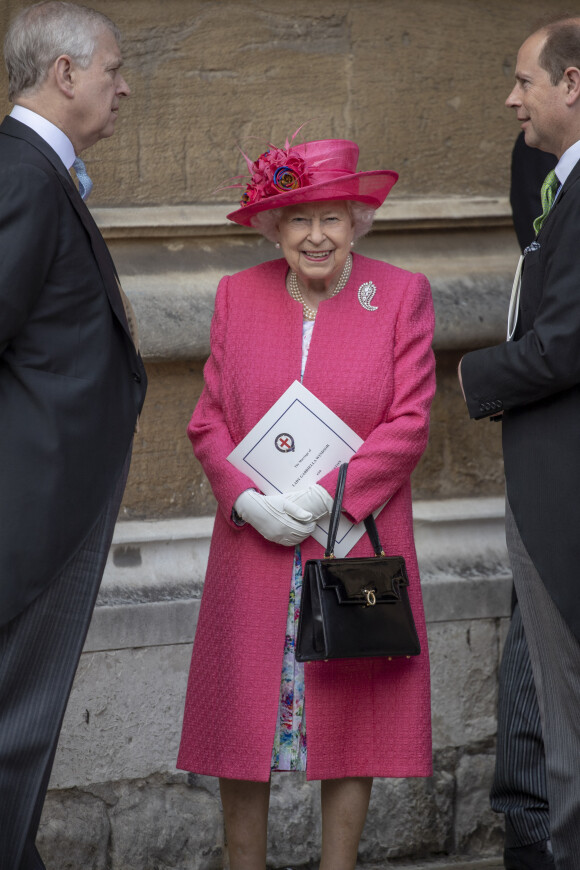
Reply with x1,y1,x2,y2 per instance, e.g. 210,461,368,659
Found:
105,517,214,597
109,777,223,870
119,360,216,521
429,620,499,750
454,753,504,856
85,600,199,654
359,771,454,861
37,789,109,870
267,773,321,868
414,497,508,583
50,644,192,789
128,275,216,363
413,351,505,502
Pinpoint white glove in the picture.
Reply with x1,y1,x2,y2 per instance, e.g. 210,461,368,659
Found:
233,490,316,546
285,484,334,520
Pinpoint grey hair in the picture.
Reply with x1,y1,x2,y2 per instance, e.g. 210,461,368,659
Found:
4,2,120,102
251,200,376,243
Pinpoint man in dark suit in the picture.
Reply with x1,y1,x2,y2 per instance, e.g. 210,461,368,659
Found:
489,133,557,870
0,3,147,867
460,16,580,870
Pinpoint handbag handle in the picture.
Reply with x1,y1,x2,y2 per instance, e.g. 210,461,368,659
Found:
324,463,384,558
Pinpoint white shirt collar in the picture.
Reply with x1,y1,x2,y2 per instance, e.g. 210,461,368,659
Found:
10,105,76,171
555,139,580,187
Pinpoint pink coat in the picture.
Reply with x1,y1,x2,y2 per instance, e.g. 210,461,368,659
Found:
177,253,435,781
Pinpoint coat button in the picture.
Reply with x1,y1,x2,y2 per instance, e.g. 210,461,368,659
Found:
497,400,503,409
484,402,491,411
132,372,141,383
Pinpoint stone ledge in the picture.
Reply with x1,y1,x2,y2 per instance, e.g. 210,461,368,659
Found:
105,516,213,594
358,860,502,870
89,498,512,653
84,599,200,653
97,197,518,360
127,269,513,361
414,497,509,581
91,196,512,239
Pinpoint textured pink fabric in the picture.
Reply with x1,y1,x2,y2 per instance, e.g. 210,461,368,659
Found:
177,253,436,781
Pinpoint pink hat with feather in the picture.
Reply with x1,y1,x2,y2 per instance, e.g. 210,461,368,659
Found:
226,136,398,228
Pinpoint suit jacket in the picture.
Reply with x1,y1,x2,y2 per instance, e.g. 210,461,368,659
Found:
462,155,580,640
177,254,436,781
0,116,147,626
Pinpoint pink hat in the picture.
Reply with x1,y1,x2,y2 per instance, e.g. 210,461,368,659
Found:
226,138,398,227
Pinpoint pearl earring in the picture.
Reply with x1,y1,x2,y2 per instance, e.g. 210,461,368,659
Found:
350,241,354,247
275,242,280,249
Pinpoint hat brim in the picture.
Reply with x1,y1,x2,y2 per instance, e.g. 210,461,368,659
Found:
226,169,398,227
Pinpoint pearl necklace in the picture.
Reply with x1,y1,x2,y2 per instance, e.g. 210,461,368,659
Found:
288,254,352,321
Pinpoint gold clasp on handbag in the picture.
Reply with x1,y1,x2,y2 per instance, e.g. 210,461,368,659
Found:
362,587,377,607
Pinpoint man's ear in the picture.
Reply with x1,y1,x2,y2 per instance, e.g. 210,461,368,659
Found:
563,66,580,105
53,55,75,98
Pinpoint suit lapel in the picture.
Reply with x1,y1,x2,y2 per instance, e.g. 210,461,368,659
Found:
0,116,134,347
0,115,70,177
543,157,580,226
55,175,134,343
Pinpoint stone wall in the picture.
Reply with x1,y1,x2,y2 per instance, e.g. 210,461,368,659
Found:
0,0,574,518
0,0,572,204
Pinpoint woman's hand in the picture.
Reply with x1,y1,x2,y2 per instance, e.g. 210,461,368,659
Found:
233,490,316,546
284,484,333,520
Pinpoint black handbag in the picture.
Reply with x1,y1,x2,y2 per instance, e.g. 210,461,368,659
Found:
296,463,421,662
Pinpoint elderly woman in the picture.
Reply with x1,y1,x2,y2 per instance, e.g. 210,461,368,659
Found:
178,137,435,870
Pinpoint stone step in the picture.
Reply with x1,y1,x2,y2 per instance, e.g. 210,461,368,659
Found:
357,859,502,869
277,859,504,870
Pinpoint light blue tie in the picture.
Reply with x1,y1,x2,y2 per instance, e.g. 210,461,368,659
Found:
72,156,93,200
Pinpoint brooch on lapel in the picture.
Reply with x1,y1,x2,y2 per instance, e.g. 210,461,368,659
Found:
358,281,378,311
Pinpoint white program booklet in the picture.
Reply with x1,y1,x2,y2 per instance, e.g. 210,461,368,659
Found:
227,380,383,557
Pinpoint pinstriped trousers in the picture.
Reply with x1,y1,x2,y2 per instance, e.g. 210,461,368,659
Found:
0,451,130,870
490,599,550,847
504,499,580,870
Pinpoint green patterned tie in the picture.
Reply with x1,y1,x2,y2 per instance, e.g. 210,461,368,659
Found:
533,169,559,235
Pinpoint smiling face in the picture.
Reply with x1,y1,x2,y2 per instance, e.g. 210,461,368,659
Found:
505,31,567,156
276,201,355,292
69,26,130,153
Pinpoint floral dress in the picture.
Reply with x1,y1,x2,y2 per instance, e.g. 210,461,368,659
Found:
270,319,315,772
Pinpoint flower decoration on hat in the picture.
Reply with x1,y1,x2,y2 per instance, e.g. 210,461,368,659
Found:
223,129,399,229
240,144,311,206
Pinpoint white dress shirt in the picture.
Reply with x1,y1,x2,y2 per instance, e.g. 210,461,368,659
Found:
554,138,580,187
10,105,75,171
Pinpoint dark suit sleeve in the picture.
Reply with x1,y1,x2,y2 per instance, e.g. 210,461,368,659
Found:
0,163,59,356
462,180,580,418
